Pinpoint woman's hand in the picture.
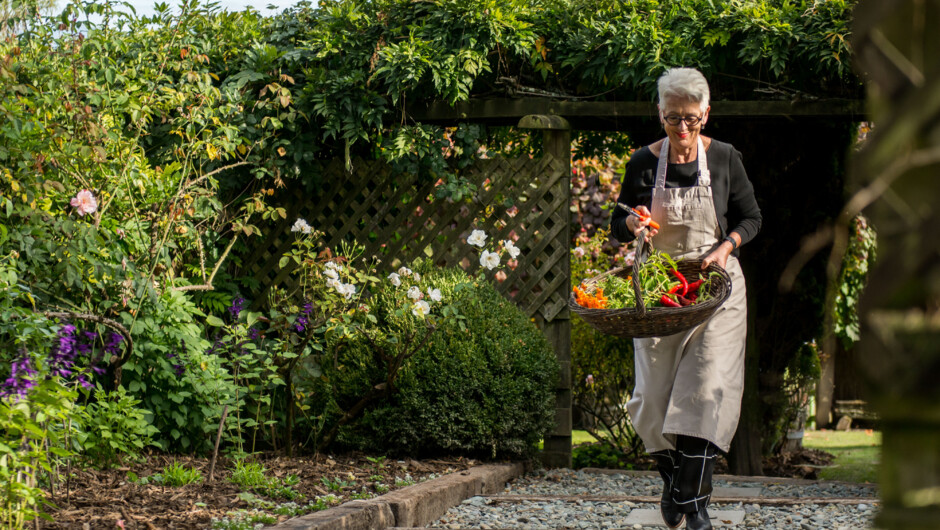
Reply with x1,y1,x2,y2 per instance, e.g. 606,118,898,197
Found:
627,205,659,242
701,237,736,270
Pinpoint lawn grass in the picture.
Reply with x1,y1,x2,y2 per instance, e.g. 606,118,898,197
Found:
803,429,881,484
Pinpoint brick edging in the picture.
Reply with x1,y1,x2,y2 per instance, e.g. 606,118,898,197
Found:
273,462,526,530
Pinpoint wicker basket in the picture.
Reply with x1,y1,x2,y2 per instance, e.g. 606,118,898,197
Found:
569,244,732,338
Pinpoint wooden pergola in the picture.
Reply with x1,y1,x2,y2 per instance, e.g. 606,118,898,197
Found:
405,96,866,470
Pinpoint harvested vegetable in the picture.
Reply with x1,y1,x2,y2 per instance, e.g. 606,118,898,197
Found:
573,249,721,309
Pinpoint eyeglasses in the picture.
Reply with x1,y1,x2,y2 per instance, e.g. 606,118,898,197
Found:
662,114,703,126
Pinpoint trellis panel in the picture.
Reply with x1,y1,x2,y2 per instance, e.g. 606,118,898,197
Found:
241,153,571,323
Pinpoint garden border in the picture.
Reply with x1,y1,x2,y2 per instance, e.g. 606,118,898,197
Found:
272,462,527,529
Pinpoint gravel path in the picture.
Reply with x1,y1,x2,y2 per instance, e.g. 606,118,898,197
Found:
429,469,879,529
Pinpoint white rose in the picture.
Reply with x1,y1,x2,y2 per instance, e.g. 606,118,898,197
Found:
340,283,357,299
411,300,431,318
398,266,412,277
388,272,401,287
467,229,487,247
324,268,339,280
407,286,422,301
503,240,521,259
326,278,342,291
480,250,500,270
413,272,421,281
291,218,312,234
573,246,586,258
427,288,442,302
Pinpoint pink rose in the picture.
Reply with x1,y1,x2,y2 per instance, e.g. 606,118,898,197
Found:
70,189,97,216
573,246,586,258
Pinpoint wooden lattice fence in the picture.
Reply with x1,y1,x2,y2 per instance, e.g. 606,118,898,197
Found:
238,117,574,466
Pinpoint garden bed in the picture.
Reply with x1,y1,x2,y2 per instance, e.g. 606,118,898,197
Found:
40,452,475,529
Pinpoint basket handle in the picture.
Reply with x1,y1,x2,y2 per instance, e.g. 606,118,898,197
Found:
631,230,654,315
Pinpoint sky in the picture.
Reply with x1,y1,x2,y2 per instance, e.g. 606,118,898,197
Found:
104,0,308,18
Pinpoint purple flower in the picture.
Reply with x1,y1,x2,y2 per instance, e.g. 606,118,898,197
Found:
103,332,123,356
76,374,93,390
76,331,97,355
1,351,38,399
294,301,313,332
228,297,247,319
48,324,79,378
248,327,260,340
173,363,185,377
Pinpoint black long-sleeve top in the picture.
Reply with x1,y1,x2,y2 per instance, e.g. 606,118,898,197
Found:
610,139,762,255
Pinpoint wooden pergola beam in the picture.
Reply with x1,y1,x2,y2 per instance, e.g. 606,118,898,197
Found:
409,98,866,123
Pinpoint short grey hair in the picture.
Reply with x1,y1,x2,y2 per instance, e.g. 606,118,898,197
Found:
657,68,710,112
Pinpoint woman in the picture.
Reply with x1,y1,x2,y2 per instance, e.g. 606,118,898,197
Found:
611,67,762,530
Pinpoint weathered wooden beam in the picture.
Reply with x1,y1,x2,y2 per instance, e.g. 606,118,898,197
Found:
518,114,570,130
409,98,865,123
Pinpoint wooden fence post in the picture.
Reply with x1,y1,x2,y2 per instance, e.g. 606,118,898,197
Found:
519,114,572,468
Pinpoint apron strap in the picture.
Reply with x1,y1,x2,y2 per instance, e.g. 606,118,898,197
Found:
697,137,710,186
654,137,711,189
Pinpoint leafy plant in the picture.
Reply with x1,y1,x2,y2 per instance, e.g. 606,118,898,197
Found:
230,461,302,500
153,462,203,487
833,215,877,345
74,386,160,468
320,476,353,493
572,442,635,470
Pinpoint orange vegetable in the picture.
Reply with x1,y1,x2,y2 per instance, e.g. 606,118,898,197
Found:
574,284,608,309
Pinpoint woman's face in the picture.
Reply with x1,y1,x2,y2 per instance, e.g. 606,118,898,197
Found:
659,96,710,154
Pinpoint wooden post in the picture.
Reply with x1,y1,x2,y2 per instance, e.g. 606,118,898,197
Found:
815,351,835,428
520,114,572,468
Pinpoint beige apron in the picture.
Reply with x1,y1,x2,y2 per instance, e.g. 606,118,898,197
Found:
626,137,748,453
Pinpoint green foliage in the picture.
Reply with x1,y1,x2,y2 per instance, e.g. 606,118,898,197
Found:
572,442,635,470
834,215,877,345
0,256,78,527
211,510,278,530
230,461,302,501
120,291,237,453
0,378,76,527
334,265,559,458
153,462,203,487
74,386,160,468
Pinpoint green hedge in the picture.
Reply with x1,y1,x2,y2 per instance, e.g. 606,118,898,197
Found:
320,266,559,458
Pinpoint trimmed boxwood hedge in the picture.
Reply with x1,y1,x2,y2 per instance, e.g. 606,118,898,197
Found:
323,265,559,458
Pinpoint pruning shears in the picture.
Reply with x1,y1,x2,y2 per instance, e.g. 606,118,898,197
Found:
616,202,661,230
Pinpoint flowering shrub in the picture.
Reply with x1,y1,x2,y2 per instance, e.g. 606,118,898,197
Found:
332,263,558,458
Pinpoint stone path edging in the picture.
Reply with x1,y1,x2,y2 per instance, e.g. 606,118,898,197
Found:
272,463,526,530
579,467,877,488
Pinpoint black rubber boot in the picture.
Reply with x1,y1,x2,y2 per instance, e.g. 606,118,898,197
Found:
651,450,684,528
672,435,718,530
685,507,713,530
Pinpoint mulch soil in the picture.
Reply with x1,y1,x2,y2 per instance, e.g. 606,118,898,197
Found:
39,452,477,529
